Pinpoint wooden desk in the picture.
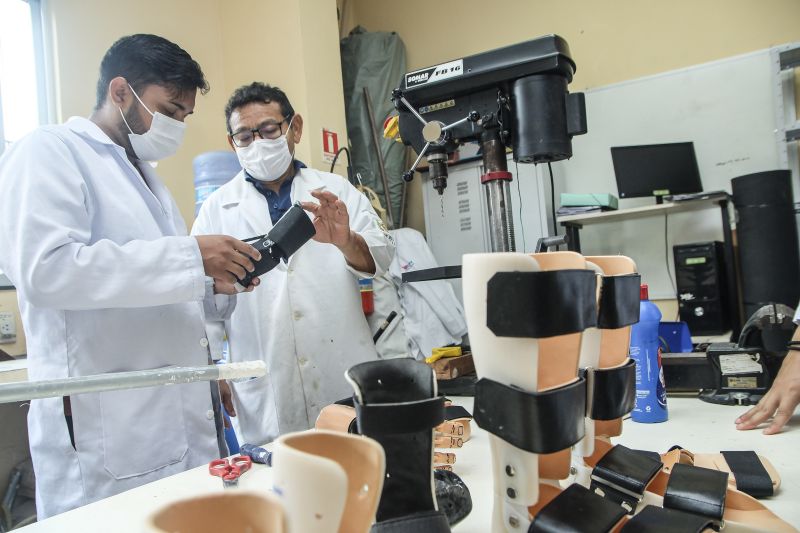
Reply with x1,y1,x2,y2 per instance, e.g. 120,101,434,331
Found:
558,194,742,336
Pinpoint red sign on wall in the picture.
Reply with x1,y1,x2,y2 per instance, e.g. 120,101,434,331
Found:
322,128,339,163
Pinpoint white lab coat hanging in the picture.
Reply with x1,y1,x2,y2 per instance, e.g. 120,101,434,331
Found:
193,167,395,446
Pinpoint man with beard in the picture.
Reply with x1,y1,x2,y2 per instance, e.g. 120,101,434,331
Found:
0,34,260,517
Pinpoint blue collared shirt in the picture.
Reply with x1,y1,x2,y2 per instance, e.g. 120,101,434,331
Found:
245,160,307,224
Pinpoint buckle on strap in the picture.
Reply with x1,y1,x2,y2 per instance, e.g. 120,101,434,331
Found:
474,377,586,454
664,463,728,522
597,274,641,329
355,396,445,435
530,484,627,533
486,270,597,338
590,445,663,514
582,360,636,421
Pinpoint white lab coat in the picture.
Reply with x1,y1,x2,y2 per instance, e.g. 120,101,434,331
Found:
192,167,395,446
389,228,467,359
0,118,225,518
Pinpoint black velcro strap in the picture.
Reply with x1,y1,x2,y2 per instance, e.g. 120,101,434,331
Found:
584,359,636,420
590,445,662,513
529,483,626,533
720,450,774,498
370,510,451,533
620,505,716,533
444,405,472,421
664,463,728,521
474,377,586,454
597,274,641,329
355,396,445,435
487,270,597,338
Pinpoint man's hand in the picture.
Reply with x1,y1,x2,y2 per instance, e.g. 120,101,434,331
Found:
195,235,261,287
219,379,236,429
301,190,352,248
736,352,800,434
213,277,259,295
301,190,376,274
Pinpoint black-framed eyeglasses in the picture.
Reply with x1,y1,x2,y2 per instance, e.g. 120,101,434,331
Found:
229,117,289,147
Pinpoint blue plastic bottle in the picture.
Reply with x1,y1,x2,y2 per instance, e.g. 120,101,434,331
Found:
629,284,668,423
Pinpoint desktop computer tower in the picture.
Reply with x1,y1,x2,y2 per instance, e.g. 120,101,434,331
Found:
674,241,731,335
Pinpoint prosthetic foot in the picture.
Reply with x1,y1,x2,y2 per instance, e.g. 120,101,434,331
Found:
345,358,452,532
146,493,286,533
271,429,385,533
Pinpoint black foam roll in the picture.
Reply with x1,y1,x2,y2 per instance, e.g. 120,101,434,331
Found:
732,170,800,319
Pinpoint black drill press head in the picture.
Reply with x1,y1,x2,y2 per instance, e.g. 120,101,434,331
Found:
393,35,587,195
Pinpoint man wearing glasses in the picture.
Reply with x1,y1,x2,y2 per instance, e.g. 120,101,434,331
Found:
192,82,396,447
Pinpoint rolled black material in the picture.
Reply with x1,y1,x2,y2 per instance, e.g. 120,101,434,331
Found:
486,270,597,338
732,170,800,320
473,377,586,454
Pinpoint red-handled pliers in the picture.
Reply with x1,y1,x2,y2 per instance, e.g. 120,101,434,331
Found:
208,455,252,488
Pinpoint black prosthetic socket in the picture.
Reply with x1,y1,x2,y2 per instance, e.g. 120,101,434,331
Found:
347,359,450,532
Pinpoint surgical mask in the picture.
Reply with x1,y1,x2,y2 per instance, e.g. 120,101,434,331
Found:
118,84,186,161
235,117,295,182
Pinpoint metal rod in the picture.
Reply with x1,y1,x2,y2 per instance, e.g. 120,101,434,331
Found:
363,87,395,228
409,142,430,172
480,129,516,252
485,180,516,252
399,95,428,125
0,361,267,404
441,115,470,132
399,180,408,228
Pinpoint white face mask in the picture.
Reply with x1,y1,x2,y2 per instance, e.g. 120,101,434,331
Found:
118,84,186,161
235,117,295,182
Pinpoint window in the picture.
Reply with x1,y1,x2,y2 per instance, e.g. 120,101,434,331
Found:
0,0,49,156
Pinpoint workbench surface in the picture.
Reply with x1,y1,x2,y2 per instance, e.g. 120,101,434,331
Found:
16,397,800,531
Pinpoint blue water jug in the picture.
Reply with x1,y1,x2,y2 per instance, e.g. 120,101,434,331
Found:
193,151,241,215
629,284,668,423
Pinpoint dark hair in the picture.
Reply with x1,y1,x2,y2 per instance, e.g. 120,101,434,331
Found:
224,82,295,132
95,34,209,109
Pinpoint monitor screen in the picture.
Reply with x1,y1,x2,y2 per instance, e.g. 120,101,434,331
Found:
611,142,703,200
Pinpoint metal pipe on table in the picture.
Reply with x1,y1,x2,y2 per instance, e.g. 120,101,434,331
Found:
0,361,267,404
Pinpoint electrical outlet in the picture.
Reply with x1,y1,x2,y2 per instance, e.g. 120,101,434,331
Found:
0,312,16,344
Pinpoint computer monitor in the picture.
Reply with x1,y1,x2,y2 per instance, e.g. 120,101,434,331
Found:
611,142,703,203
